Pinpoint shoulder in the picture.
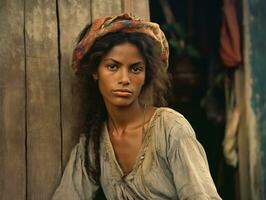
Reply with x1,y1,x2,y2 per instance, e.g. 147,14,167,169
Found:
67,134,87,161
74,134,87,151
153,107,187,123
152,107,195,138
67,134,94,165
151,107,196,154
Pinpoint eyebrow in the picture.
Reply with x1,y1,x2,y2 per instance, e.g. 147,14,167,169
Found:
103,58,145,66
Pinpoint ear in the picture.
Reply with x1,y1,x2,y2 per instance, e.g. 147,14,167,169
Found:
92,73,98,81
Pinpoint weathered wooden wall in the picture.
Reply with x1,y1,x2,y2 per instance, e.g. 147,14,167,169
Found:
245,0,266,199
0,1,26,199
0,0,149,199
239,0,266,199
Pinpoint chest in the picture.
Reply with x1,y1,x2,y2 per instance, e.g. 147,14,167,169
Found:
109,130,143,175
101,130,178,200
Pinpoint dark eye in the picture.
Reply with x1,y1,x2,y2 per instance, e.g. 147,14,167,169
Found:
131,65,145,74
106,63,118,71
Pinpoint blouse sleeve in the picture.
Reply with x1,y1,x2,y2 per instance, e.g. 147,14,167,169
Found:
52,136,99,200
166,117,222,200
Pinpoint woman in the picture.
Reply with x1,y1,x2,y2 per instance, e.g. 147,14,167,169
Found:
52,13,222,200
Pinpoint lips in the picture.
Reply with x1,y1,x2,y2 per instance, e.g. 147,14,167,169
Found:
112,89,132,97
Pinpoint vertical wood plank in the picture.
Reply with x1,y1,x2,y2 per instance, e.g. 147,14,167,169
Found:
122,0,133,14
236,68,251,200
132,0,150,20
0,1,26,199
242,0,265,199
25,0,61,199
57,0,91,168
91,0,122,19
121,0,150,20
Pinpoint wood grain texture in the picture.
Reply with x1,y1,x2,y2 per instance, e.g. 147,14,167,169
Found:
122,0,133,14
236,67,251,200
132,0,150,20
57,0,91,168
0,1,26,199
25,0,61,199
91,0,122,20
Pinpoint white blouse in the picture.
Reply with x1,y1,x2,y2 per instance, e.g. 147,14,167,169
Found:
52,107,222,200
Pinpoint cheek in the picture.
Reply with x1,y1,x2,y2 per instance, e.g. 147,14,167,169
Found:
97,78,110,97
141,73,146,86
97,70,111,94
135,75,146,90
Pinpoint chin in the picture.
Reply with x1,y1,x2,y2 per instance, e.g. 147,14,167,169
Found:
110,98,137,107
112,101,133,107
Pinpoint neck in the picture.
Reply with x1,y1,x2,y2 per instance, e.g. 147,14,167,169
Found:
106,101,145,135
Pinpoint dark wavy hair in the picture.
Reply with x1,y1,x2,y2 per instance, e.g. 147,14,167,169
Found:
75,23,170,184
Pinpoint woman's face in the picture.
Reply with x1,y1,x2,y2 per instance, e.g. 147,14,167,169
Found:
95,42,146,108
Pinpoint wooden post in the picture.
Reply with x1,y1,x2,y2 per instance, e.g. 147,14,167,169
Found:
0,0,26,199
91,0,122,20
25,0,61,199
240,0,266,199
132,0,150,20
57,0,92,169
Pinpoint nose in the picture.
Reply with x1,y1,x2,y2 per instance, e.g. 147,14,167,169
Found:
118,68,130,85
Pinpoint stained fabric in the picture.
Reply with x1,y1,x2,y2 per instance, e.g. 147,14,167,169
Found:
223,72,240,167
52,108,222,200
219,0,241,67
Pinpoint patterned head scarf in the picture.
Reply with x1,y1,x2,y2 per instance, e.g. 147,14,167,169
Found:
72,13,169,73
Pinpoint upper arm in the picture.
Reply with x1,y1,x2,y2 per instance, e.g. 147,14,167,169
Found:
160,110,222,199
51,136,99,200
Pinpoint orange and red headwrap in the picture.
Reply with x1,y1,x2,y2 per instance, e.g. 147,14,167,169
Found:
72,13,169,73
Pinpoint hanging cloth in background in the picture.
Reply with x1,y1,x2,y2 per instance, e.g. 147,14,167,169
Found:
220,0,242,167
219,0,241,67
223,72,240,167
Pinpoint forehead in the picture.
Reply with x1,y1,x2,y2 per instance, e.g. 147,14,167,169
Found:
103,42,144,62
